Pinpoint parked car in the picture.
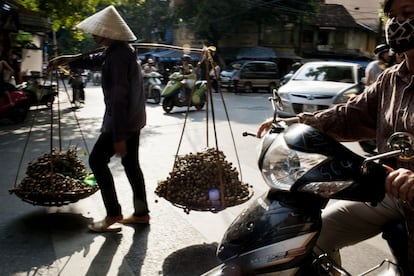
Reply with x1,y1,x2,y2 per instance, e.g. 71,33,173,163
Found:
276,61,365,117
220,60,279,93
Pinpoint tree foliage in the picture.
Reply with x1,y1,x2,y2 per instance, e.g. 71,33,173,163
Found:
18,0,319,54
174,0,320,45
18,0,112,33
174,0,250,45
17,0,174,54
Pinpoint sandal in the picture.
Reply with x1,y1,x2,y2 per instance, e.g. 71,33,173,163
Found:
88,215,123,233
120,214,150,225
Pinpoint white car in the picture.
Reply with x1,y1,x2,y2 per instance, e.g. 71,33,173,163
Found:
276,61,365,117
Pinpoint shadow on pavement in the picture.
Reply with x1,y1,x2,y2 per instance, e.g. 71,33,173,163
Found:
121,225,150,275
162,242,221,276
0,210,94,275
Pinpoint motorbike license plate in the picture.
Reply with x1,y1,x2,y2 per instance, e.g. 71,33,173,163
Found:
303,104,318,113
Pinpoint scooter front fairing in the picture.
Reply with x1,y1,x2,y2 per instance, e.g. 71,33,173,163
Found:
216,190,324,273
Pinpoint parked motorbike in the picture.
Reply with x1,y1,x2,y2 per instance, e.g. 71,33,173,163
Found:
0,85,30,124
161,71,206,113
22,73,57,107
203,92,410,275
144,71,163,104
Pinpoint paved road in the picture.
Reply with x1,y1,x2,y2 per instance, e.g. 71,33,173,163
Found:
0,83,395,275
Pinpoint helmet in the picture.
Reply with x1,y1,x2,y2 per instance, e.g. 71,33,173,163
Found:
374,44,390,55
147,58,154,64
182,54,192,62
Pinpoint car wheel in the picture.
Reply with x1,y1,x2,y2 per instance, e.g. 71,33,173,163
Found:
244,82,253,93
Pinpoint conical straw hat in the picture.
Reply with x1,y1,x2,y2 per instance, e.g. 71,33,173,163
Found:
76,5,137,41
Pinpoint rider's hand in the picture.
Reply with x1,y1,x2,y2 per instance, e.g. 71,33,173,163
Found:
385,168,414,203
114,140,127,158
256,117,300,138
256,118,273,138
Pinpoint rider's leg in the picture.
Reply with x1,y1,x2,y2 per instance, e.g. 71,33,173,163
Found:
315,194,404,265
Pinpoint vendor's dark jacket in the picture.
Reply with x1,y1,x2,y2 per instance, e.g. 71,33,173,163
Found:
71,41,146,142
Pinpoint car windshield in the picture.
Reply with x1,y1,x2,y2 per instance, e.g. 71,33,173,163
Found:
293,65,355,83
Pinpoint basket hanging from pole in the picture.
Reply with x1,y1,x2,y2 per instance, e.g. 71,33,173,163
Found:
9,69,98,206
154,45,253,213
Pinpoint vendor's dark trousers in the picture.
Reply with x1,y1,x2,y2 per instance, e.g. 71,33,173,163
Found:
89,131,149,217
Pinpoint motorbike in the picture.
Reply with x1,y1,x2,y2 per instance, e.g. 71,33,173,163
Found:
0,84,30,124
92,71,102,86
21,73,57,107
69,73,86,108
161,71,206,113
203,92,410,275
144,71,163,104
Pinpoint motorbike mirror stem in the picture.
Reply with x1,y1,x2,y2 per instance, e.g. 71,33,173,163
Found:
361,149,403,174
362,132,414,174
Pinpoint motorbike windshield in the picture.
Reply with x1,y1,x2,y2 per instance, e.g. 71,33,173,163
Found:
260,133,327,191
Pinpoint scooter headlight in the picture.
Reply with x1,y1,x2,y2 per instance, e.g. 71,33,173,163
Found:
260,133,328,191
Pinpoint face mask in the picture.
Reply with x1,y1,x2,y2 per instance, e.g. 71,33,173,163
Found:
386,17,414,53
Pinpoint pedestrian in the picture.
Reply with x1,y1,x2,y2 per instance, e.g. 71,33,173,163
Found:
0,59,15,106
208,52,221,93
365,43,392,86
48,5,150,232
69,69,86,104
257,0,414,273
231,63,240,94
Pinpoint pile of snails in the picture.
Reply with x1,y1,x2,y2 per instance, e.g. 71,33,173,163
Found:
155,148,252,213
16,148,94,194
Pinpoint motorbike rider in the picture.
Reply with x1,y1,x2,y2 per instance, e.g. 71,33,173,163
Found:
257,0,414,273
179,54,195,102
142,58,158,74
142,58,158,91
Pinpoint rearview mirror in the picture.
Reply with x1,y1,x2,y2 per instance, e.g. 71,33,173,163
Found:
387,132,414,161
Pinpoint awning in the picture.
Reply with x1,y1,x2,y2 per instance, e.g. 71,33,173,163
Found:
236,47,276,60
138,49,201,62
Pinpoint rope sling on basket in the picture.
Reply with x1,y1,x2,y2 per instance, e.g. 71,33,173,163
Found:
9,68,98,206
154,46,253,213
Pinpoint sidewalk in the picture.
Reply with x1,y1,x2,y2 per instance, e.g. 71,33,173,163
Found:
0,87,221,276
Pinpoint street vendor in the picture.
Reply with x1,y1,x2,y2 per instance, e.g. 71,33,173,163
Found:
48,5,150,232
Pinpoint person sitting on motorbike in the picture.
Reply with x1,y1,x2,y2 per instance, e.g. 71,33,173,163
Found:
179,54,195,103
142,58,158,90
257,0,414,274
142,58,158,74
